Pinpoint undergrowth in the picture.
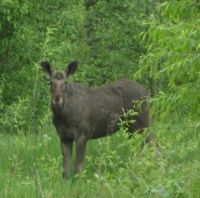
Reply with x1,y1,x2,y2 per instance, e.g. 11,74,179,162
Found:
0,117,199,198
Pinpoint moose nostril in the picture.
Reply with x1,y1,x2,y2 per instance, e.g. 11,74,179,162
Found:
55,97,59,102
53,96,63,106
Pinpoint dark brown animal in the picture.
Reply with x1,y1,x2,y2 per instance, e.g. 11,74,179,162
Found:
41,61,149,179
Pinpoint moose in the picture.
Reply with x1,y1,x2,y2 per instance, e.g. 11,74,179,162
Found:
41,61,150,179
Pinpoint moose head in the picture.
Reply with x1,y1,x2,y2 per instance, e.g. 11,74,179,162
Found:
41,61,78,107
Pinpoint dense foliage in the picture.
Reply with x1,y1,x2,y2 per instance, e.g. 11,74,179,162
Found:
136,0,200,121
0,0,200,197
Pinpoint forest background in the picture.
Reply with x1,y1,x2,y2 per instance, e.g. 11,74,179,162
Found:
0,0,200,197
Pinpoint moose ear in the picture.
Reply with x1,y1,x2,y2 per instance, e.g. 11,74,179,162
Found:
40,61,52,75
66,61,78,76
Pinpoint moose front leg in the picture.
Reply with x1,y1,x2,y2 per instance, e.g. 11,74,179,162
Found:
61,139,73,179
75,136,87,174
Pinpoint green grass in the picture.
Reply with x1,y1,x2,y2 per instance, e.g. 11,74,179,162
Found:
0,120,200,198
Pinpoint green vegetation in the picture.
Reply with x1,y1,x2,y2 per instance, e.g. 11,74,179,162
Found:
0,0,200,197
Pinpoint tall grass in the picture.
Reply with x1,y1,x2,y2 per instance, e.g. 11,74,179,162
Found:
0,117,199,198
